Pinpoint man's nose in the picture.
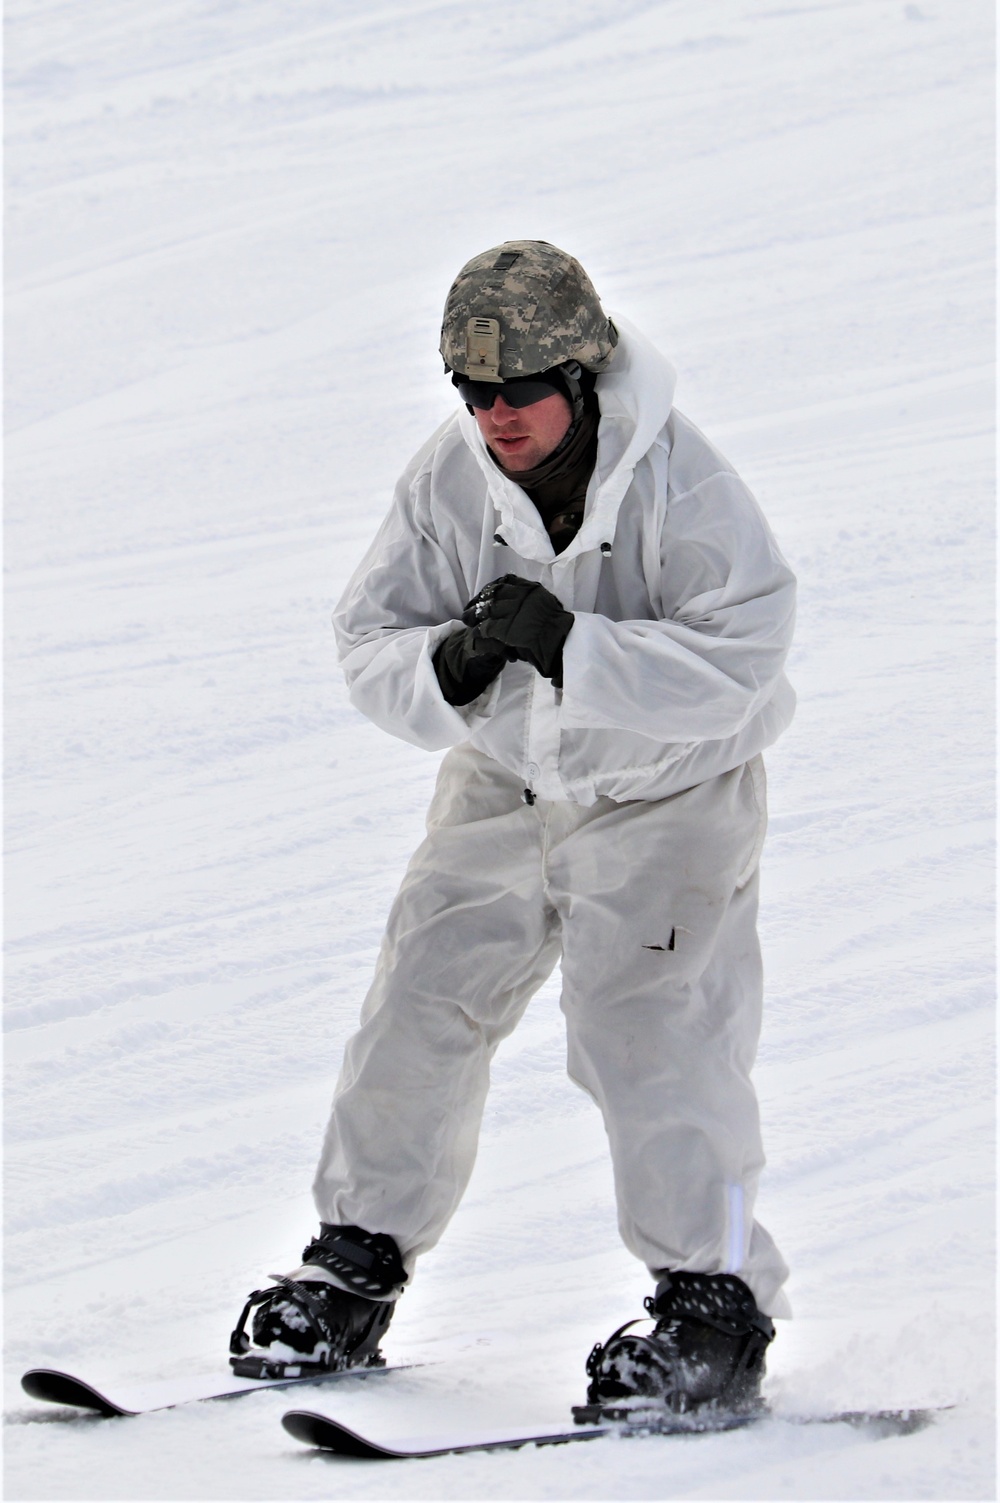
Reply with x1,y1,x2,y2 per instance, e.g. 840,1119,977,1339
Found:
490,396,518,423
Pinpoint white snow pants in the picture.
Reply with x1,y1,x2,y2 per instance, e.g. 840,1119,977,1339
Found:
314,744,790,1317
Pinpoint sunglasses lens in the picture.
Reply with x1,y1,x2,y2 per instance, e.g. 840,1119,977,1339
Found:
505,380,561,408
457,378,560,410
455,382,496,409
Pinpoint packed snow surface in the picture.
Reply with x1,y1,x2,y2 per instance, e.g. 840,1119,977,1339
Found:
5,1,994,1498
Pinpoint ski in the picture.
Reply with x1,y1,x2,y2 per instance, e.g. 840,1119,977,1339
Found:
20,1360,414,1418
280,1404,944,1460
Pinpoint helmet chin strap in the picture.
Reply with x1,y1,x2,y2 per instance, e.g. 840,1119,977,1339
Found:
557,360,585,421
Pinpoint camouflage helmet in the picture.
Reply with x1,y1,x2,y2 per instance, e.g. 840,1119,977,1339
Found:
440,240,618,383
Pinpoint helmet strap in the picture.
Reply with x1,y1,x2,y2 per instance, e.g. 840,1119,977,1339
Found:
558,360,584,420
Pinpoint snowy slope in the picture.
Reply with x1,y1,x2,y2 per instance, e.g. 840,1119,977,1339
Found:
4,1,994,1498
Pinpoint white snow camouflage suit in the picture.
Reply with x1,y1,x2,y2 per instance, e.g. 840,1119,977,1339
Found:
316,316,796,1317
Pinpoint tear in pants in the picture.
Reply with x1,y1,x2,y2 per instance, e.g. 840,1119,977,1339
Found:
313,743,790,1316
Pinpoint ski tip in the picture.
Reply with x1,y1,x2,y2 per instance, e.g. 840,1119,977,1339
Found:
809,1406,950,1437
282,1410,402,1458
21,1369,129,1417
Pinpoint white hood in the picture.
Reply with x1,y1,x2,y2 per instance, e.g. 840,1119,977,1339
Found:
455,317,677,567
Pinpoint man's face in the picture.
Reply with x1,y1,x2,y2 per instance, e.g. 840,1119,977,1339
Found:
474,390,572,471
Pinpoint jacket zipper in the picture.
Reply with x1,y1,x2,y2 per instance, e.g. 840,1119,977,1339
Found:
521,670,538,804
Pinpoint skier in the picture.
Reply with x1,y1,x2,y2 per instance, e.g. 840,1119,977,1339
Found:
230,241,796,1418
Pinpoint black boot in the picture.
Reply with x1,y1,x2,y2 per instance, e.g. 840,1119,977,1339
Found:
229,1224,406,1379
578,1272,775,1424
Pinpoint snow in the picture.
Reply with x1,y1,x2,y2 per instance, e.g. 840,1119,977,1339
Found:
4,0,994,1497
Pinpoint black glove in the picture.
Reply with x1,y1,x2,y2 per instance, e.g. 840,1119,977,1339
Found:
433,626,510,707
462,575,574,686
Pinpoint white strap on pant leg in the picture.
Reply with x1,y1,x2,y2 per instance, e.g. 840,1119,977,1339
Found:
725,1183,746,1275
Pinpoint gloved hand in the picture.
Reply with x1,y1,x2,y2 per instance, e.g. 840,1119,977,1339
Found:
462,575,574,686
433,626,510,707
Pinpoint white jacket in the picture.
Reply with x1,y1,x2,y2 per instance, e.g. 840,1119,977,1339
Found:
333,318,796,805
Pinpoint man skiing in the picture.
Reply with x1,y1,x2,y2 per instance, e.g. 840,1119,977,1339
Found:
231,241,796,1418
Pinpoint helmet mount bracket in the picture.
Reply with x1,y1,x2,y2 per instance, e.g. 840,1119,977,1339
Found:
465,317,502,382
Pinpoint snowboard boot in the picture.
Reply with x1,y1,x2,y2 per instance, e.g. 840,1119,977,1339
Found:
575,1271,775,1425
229,1224,407,1379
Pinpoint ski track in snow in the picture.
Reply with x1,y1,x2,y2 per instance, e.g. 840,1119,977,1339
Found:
4,1,994,1498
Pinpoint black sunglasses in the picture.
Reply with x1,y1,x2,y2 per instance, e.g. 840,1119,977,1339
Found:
453,374,563,410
